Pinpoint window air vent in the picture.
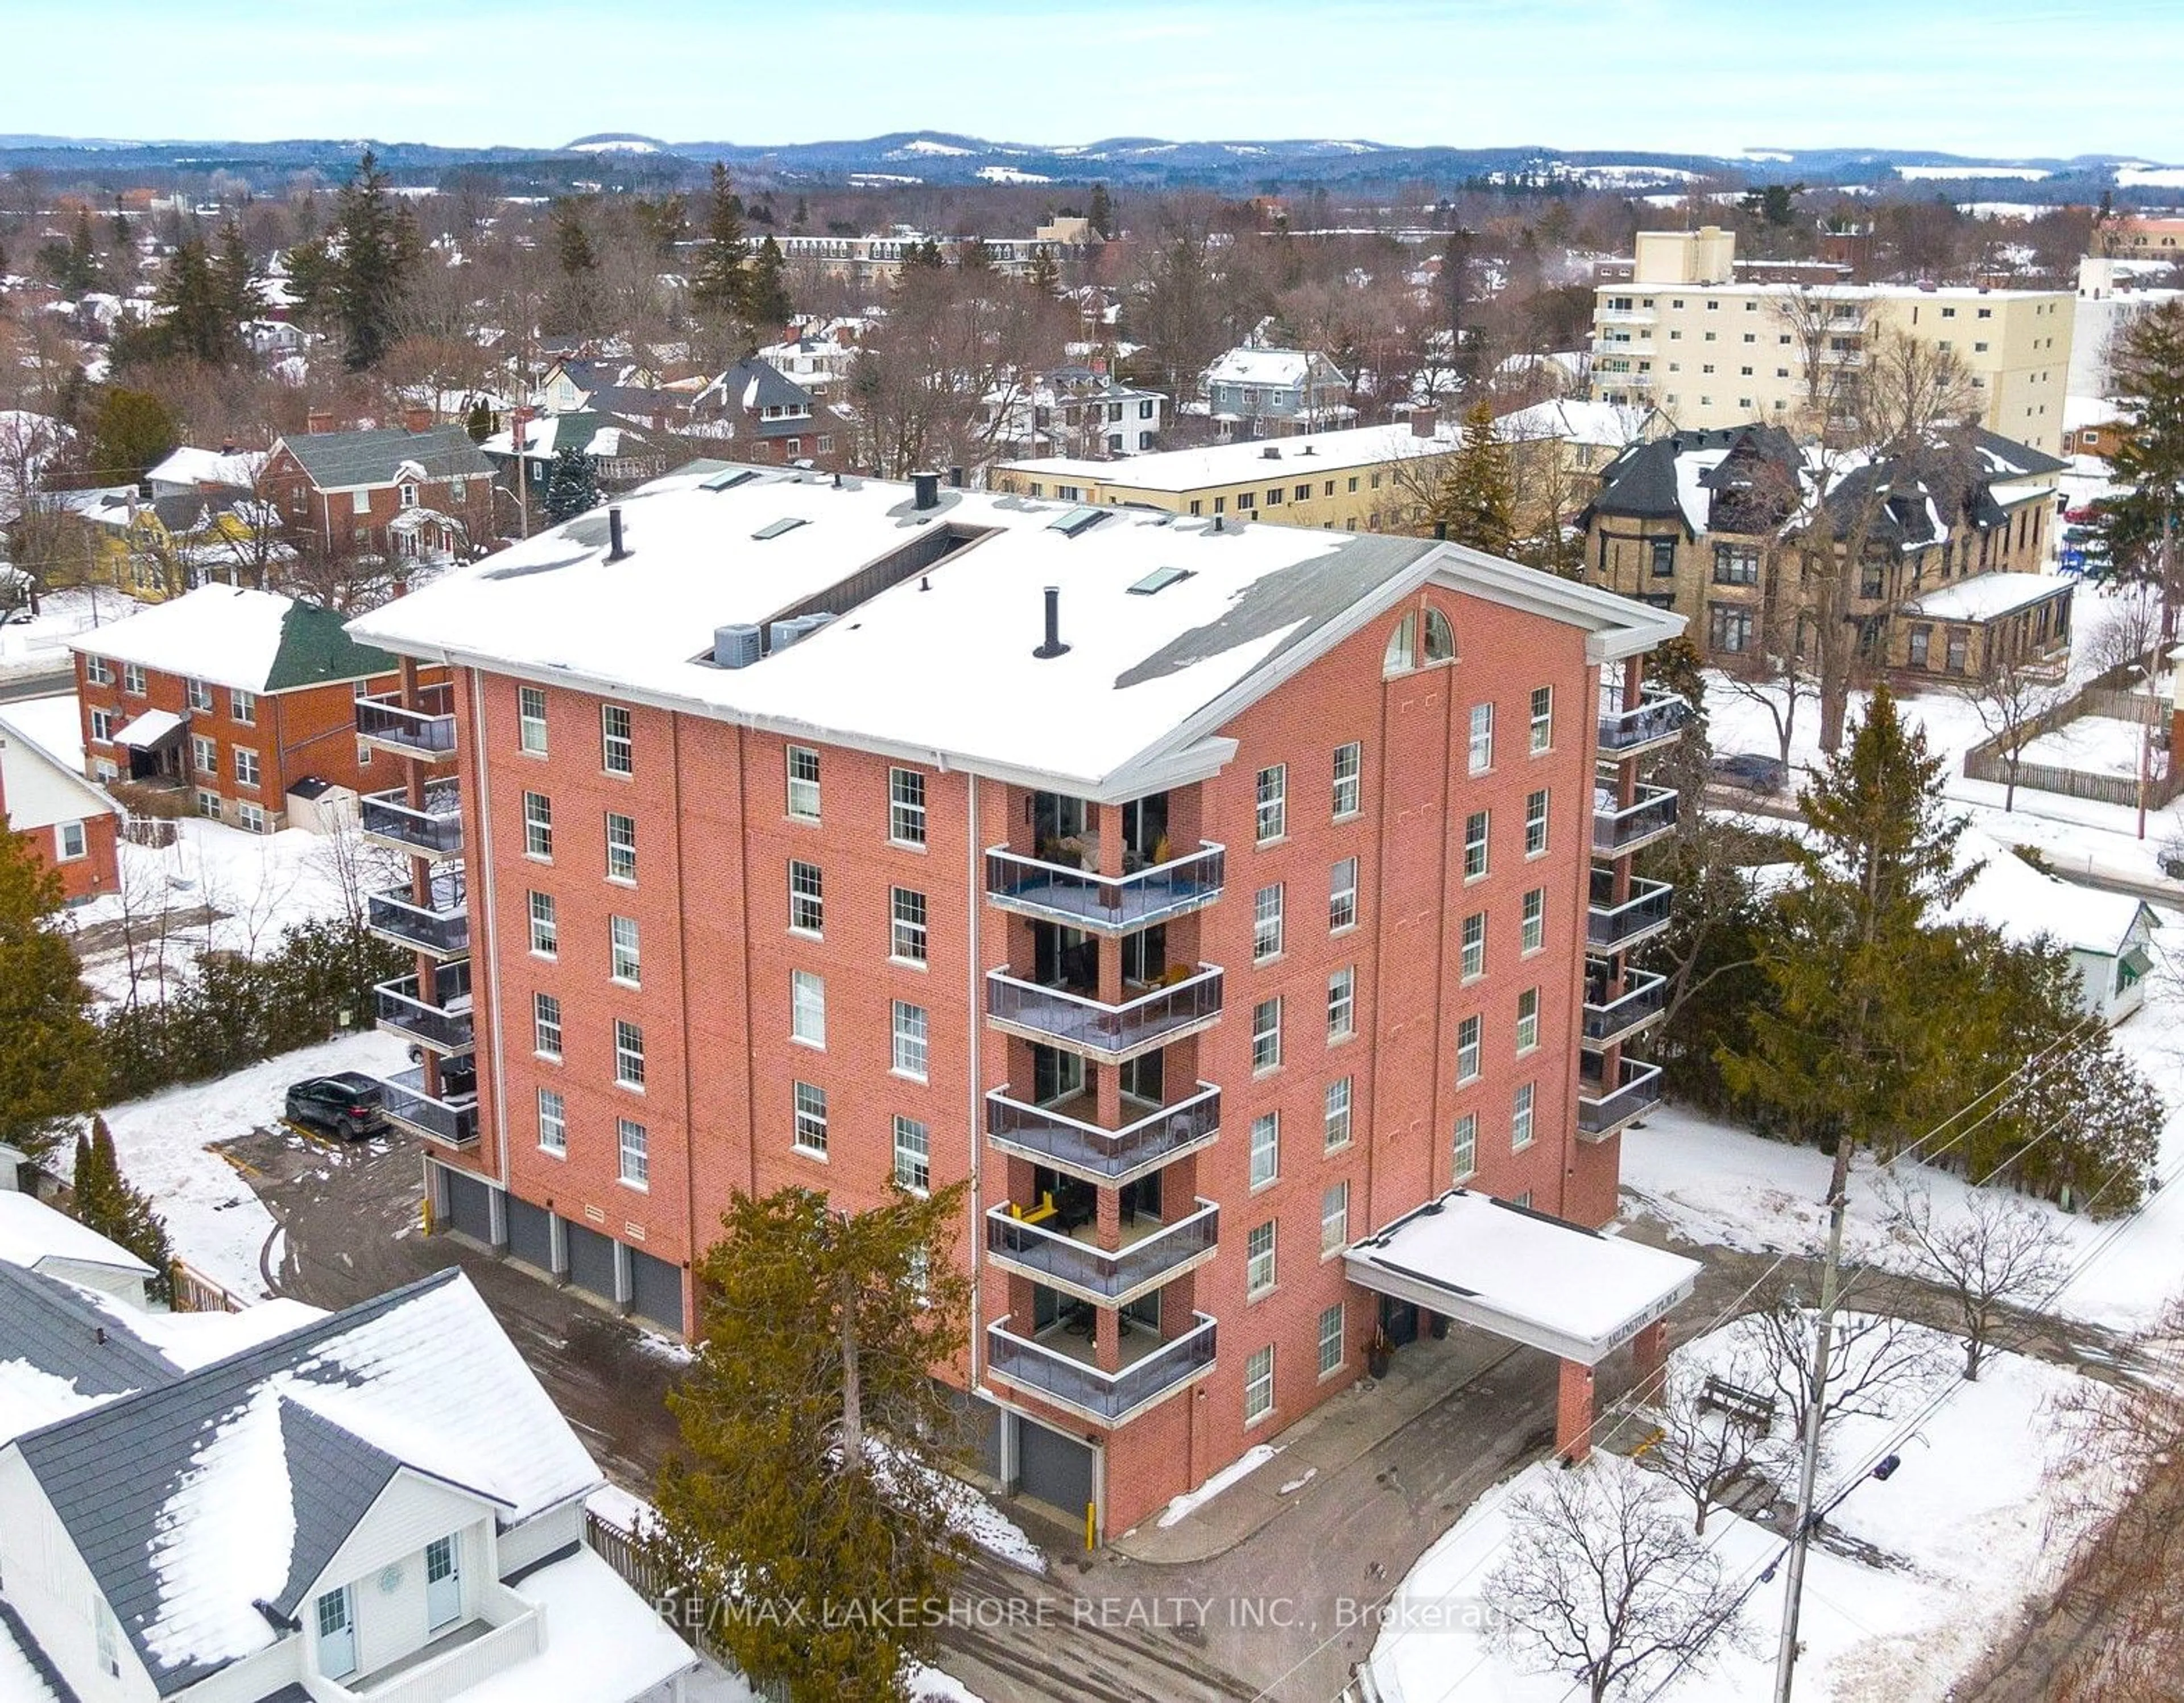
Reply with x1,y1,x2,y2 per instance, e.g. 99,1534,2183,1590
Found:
1127,567,1193,596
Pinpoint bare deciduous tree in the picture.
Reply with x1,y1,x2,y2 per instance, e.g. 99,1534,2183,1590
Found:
1748,1297,1939,1444
1958,647,2071,811
1644,1335,1790,1534
1882,1179,2071,1380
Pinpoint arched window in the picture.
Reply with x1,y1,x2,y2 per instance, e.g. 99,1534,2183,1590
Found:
1424,609,1457,664
1383,612,1418,675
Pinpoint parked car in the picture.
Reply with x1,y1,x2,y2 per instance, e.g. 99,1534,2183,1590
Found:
1711,752,1789,794
284,1072,388,1140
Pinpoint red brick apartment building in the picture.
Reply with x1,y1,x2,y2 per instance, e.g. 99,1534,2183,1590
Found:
346,467,1698,1535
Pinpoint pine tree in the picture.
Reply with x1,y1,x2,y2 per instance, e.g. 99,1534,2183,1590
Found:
0,826,101,1159
464,397,498,444
653,1184,973,1701
1087,181,1115,239
92,387,178,485
330,149,421,371
212,219,261,334
1720,684,1974,1182
153,239,236,364
541,444,600,524
744,235,793,335
2102,300,2184,637
1027,247,1061,298
1432,401,1516,553
690,164,750,324
71,1116,175,1303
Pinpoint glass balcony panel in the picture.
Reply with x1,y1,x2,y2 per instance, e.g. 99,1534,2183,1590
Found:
984,843,1225,933
985,1199,1218,1302
380,1063,480,1146
1578,1057,1665,1138
985,966,1222,1062
985,1312,1216,1427
1586,872,1673,950
356,683,458,757
1591,782,1680,855
1581,966,1670,1048
985,1085,1219,1183
1597,689,1694,756
359,781,464,857
368,869,470,957
375,971,475,1055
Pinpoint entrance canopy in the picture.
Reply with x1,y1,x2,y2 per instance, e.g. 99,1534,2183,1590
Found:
1345,1190,1701,1366
110,708,186,752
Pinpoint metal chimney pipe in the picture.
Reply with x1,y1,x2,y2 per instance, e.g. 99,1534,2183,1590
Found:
1433,520,1449,541
948,466,966,489
912,471,941,510
1033,585,1070,659
606,506,627,560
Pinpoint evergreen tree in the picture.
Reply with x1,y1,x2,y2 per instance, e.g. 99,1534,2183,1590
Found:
212,219,261,333
1720,685,1974,1184
0,826,101,1159
690,164,750,324
464,397,498,444
1432,401,1516,553
330,150,421,371
153,239,236,364
71,1116,175,1302
653,1185,973,1701
958,237,993,274
2100,300,2184,638
92,387,178,484
39,210,102,294
744,235,793,334
1027,247,1062,298
541,444,600,524
1087,181,1115,239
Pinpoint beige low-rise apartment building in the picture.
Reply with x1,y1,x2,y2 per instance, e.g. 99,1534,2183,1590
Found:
1590,227,2074,457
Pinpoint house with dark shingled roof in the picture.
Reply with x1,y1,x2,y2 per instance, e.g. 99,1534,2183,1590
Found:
262,421,495,565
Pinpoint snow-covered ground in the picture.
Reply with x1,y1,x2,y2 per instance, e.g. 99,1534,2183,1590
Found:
73,1028,411,1298
1369,1321,2092,1701
0,586,146,680
2018,713,2155,781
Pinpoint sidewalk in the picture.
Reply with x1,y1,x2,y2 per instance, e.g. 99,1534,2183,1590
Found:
1108,1329,1517,1565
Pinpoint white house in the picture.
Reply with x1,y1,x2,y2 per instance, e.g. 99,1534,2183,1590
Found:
0,1190,158,1308
1944,827,2158,1025
0,1264,698,1703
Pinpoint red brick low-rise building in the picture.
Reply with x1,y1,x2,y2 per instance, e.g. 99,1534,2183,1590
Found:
348,467,1695,1535
0,701,121,902
262,416,497,565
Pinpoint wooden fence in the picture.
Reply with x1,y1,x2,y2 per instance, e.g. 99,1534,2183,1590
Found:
1962,665,2179,810
584,1510,785,1698
167,1258,246,1314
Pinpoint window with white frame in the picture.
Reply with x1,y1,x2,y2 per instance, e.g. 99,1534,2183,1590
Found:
1245,1344,1276,1422
533,992,562,1058
892,1000,929,1079
793,1081,829,1154
610,915,640,984
192,787,217,817
1512,1082,1536,1150
191,734,217,775
1332,741,1361,818
518,685,548,754
1246,1222,1276,1297
1317,1302,1345,1377
889,767,926,846
1252,996,1283,1071
1321,1180,1350,1254
537,1087,565,1154
788,859,824,935
1456,1014,1481,1083
57,821,85,860
618,1117,649,1187
1461,910,1486,980
894,1114,930,1192
1516,987,1540,1053
85,656,113,686
523,791,552,859
792,970,826,1046
1325,1076,1352,1149
238,801,269,834
89,708,114,744
891,887,928,964
122,661,147,696
614,1018,645,1088
1467,703,1494,774
187,677,213,712
233,747,260,789
1529,685,1553,754
1453,1111,1478,1180
1330,857,1358,932
1521,887,1545,954
1253,883,1284,962
1255,763,1287,843
787,745,821,821
1524,788,1550,856
231,688,255,724
1250,1111,1279,1186
1327,967,1355,1040
1424,608,1455,663
1464,810,1489,879
606,811,636,882
1383,611,1418,674
528,890,557,955
601,702,634,775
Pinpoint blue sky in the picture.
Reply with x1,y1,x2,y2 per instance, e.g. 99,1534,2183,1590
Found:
10,0,2181,158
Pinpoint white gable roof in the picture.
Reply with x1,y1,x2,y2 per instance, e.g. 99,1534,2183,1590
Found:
0,1192,154,1280
0,702,117,835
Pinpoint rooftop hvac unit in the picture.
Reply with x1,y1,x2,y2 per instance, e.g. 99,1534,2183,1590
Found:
713,623,763,669
770,619,803,653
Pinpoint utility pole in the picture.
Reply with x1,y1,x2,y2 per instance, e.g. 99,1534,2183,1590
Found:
1773,1176,1848,1702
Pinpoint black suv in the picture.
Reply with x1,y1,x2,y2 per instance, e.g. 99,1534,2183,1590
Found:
285,1072,388,1140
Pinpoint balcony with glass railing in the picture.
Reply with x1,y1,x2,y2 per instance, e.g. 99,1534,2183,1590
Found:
359,781,463,859
367,871,469,958
984,842,1225,934
1578,1056,1665,1140
1592,782,1681,856
985,966,1222,1064
985,1199,1218,1306
356,682,458,759
986,1311,1217,1428
1581,966,1670,1051
375,971,475,1056
985,1084,1219,1184
1597,689,1694,757
379,1063,480,1147
1587,871,1673,951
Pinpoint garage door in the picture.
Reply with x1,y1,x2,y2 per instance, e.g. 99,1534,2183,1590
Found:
1015,1416,1095,1518
565,1220,618,1303
506,1196,554,1273
628,1248,685,1332
441,1169,495,1245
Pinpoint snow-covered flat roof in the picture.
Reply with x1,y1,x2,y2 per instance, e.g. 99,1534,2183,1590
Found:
350,465,1682,795
452,1548,696,1703
1904,571,2074,623
1000,421,1453,492
1345,1190,1702,1365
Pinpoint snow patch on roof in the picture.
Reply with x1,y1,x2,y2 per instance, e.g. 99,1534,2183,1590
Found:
1904,570,2071,622
0,1192,154,1278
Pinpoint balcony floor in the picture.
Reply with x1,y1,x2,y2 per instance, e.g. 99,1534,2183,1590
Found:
1016,1314,1176,1370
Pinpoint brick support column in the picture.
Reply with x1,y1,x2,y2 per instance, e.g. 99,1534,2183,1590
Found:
1556,1358,1596,1465
1630,1319,1669,1406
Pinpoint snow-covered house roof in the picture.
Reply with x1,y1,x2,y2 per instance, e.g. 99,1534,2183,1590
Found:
8,1268,602,1697
693,357,814,421
1495,399,1656,450
1201,346,1343,389
1002,421,1456,495
0,699,121,835
144,445,265,493
1943,827,2154,959
66,585,400,695
1902,571,2073,623
349,462,1683,799
0,1192,154,1284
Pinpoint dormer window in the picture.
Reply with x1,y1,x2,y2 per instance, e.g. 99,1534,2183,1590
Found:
399,482,419,508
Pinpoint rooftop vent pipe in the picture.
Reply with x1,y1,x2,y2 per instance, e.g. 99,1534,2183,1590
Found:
606,506,628,561
912,471,941,511
1433,520,1449,541
1033,585,1070,660
948,466,966,488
